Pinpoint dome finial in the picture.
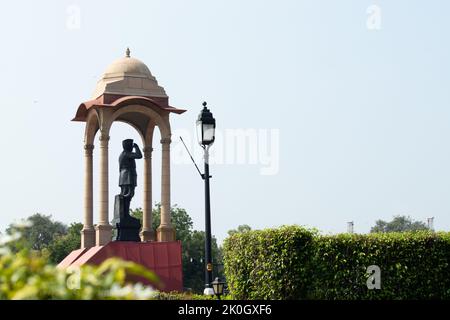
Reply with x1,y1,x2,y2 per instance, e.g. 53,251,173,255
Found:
126,47,131,58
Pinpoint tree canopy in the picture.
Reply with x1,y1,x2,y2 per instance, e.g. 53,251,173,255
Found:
46,222,83,264
4,206,229,293
6,213,67,252
131,204,223,293
370,215,430,233
228,224,252,236
4,213,81,264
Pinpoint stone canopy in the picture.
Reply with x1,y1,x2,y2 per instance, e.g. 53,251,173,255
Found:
73,49,185,248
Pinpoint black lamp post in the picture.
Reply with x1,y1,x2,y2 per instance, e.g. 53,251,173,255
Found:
212,277,225,300
197,101,216,295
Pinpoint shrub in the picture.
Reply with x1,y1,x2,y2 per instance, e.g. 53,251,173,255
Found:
151,291,217,300
0,238,159,300
223,226,317,300
223,226,450,300
311,232,450,299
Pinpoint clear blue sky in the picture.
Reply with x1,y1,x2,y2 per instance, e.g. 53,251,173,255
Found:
0,0,449,242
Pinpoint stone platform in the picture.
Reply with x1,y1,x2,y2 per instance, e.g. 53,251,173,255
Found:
58,241,183,292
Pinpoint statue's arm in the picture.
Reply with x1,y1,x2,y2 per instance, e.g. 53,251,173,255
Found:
131,144,143,159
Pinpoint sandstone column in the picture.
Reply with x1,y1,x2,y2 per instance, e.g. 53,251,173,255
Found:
157,137,175,241
140,146,155,241
81,144,95,248
96,133,112,245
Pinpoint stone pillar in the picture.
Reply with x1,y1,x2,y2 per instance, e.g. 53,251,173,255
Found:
140,146,155,241
96,134,112,245
81,144,95,248
157,137,175,241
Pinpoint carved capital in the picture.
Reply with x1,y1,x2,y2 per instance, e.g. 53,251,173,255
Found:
84,144,94,150
99,134,110,142
143,146,153,159
160,137,172,145
99,134,110,148
84,144,94,156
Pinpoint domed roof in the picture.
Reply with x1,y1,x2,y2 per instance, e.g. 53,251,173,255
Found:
103,57,152,77
92,48,167,99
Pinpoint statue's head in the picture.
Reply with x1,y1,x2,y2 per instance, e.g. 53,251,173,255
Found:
122,139,134,152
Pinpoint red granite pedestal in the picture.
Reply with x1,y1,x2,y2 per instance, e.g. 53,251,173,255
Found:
58,241,183,292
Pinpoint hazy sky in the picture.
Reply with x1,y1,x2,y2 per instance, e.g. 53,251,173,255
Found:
0,0,449,243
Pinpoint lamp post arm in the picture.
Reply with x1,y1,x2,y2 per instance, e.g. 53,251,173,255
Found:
180,136,205,180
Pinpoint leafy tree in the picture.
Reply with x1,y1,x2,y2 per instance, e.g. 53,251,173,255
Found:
131,204,223,293
6,213,67,252
370,215,429,233
182,230,222,293
228,224,252,236
46,223,83,264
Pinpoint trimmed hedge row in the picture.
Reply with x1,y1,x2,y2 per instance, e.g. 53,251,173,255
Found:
222,226,450,300
222,226,317,300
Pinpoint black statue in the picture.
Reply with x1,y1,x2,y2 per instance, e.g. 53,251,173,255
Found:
112,139,142,241
119,139,142,210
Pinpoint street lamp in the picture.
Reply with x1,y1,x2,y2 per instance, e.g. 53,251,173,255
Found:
197,101,216,295
197,102,216,146
212,277,225,300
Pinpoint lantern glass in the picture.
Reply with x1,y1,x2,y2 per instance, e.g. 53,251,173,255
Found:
212,277,224,296
203,123,215,144
196,121,215,146
196,120,203,146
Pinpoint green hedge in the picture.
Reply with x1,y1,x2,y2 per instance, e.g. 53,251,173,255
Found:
222,226,450,300
223,226,317,300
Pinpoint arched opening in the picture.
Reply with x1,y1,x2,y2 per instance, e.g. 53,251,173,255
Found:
80,101,178,246
92,121,144,233
111,103,171,141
